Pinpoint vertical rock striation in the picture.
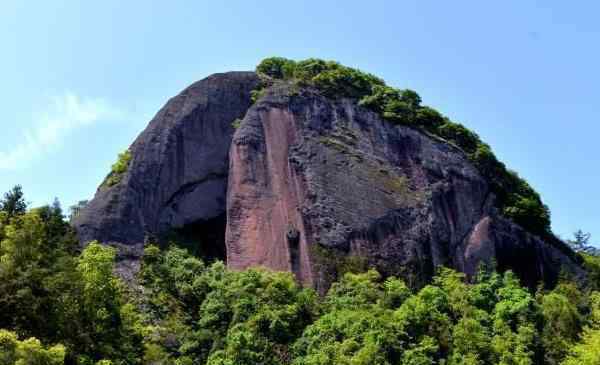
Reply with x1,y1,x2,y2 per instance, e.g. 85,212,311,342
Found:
73,72,259,278
226,85,584,291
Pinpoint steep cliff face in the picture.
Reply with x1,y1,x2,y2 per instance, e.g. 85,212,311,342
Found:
226,85,583,291
73,71,259,277
74,72,584,288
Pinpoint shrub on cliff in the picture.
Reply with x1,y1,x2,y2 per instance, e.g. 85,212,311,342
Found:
255,57,297,79
256,57,383,99
437,121,481,153
104,149,132,187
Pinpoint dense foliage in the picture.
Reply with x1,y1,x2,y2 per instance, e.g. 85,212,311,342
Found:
79,243,600,365
1,186,599,364
0,329,66,365
0,187,143,364
255,57,552,238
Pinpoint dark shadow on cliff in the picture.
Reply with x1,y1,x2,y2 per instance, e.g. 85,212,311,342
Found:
160,214,227,262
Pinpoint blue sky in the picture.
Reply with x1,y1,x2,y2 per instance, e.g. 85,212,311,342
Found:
0,1,598,245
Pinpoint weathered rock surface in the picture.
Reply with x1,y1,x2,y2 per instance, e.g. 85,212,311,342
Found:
74,73,584,289
73,71,259,278
227,85,584,291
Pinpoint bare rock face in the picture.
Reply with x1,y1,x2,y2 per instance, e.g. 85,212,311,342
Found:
75,73,583,289
73,72,259,278
227,85,584,292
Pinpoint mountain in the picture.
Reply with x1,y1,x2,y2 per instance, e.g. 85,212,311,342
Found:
73,58,585,289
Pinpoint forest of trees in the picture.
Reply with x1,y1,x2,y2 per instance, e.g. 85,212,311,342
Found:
0,185,599,365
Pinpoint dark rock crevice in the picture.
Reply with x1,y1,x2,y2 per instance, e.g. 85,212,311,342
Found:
161,213,227,262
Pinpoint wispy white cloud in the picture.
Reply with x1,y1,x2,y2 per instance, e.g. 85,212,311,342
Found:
0,93,125,170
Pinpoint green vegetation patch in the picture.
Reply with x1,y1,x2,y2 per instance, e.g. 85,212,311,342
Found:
135,246,600,365
104,149,132,187
231,118,242,129
0,183,599,364
256,57,552,239
0,330,66,365
583,253,600,291
250,87,267,103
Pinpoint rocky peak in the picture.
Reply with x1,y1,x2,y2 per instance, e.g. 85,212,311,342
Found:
73,66,584,288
